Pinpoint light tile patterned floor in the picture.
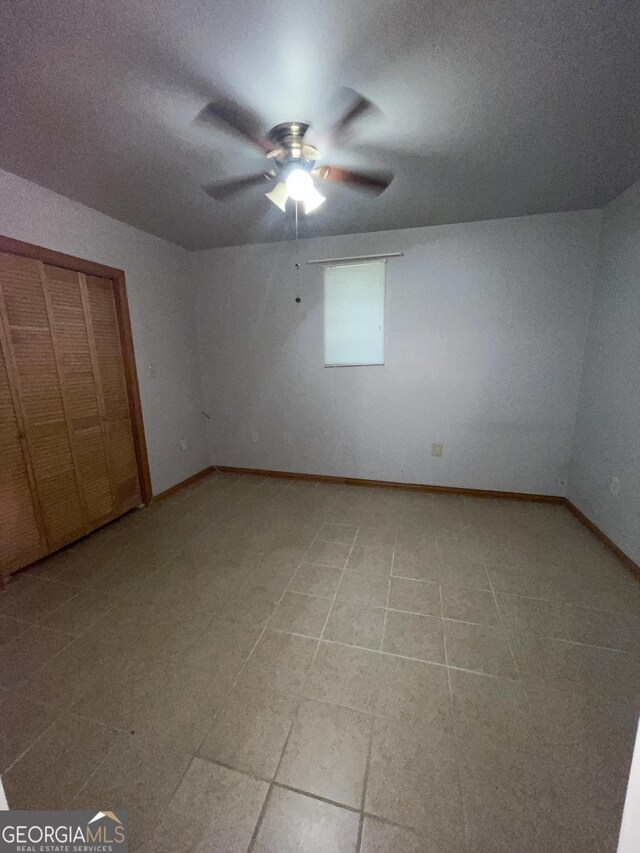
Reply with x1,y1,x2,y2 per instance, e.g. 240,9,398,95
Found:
1,471,639,852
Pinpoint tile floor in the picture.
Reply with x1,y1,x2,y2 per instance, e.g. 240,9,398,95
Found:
1,471,639,852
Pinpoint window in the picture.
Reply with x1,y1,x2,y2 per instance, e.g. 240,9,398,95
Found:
324,260,386,366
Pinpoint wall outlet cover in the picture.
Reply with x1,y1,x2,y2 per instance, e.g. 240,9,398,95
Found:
431,443,443,457
610,476,621,495
179,438,187,451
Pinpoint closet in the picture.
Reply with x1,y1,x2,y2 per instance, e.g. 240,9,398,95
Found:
0,241,148,577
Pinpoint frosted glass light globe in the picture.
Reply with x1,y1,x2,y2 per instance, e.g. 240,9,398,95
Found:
286,168,313,201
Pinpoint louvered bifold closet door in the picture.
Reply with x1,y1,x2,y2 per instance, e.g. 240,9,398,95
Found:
0,252,86,551
41,264,116,526
0,322,46,571
84,275,140,513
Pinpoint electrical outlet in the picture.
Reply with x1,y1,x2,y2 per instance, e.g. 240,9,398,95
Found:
179,438,187,451
284,433,292,445
431,443,443,458
148,362,157,379
251,431,260,444
610,476,620,496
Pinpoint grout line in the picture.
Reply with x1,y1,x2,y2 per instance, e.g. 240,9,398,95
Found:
298,558,352,570
195,751,426,830
440,585,447,665
557,637,629,653
246,781,274,852
2,717,59,776
6,712,131,813
72,732,119,803
379,532,396,653
485,559,521,680
355,721,374,853
249,524,360,852
270,588,335,602
284,783,465,839
345,529,386,853
355,813,365,852
195,756,274,787
259,627,533,683
442,583,472,853
273,780,361,814
252,525,361,846
387,570,440,583
309,524,359,671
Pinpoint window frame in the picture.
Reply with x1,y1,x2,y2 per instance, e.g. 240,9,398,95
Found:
323,259,387,368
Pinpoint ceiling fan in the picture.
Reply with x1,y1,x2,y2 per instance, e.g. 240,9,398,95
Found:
198,89,394,214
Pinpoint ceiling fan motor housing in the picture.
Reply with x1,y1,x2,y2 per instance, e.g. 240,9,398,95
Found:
267,123,318,172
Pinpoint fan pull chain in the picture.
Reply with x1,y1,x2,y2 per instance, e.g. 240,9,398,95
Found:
294,200,301,303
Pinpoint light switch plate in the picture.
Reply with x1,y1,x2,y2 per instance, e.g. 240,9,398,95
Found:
431,443,443,457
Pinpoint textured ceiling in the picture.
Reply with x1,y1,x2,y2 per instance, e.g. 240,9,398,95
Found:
1,0,639,249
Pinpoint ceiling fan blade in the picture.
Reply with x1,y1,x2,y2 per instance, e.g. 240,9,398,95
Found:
315,166,393,195
196,97,271,153
327,88,378,144
202,173,268,200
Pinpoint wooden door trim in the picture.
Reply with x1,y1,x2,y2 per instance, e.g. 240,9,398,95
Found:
109,269,152,505
0,235,152,505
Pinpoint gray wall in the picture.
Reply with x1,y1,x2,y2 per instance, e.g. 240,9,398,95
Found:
0,168,209,495
193,210,601,495
569,178,640,564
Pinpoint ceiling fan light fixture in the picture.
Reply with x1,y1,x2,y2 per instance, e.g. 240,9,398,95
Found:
200,91,394,211
285,168,314,201
303,185,326,214
265,181,289,212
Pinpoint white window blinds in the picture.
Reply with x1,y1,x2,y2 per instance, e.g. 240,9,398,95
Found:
324,260,386,366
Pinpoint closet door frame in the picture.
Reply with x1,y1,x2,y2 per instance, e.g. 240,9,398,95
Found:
0,234,152,506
